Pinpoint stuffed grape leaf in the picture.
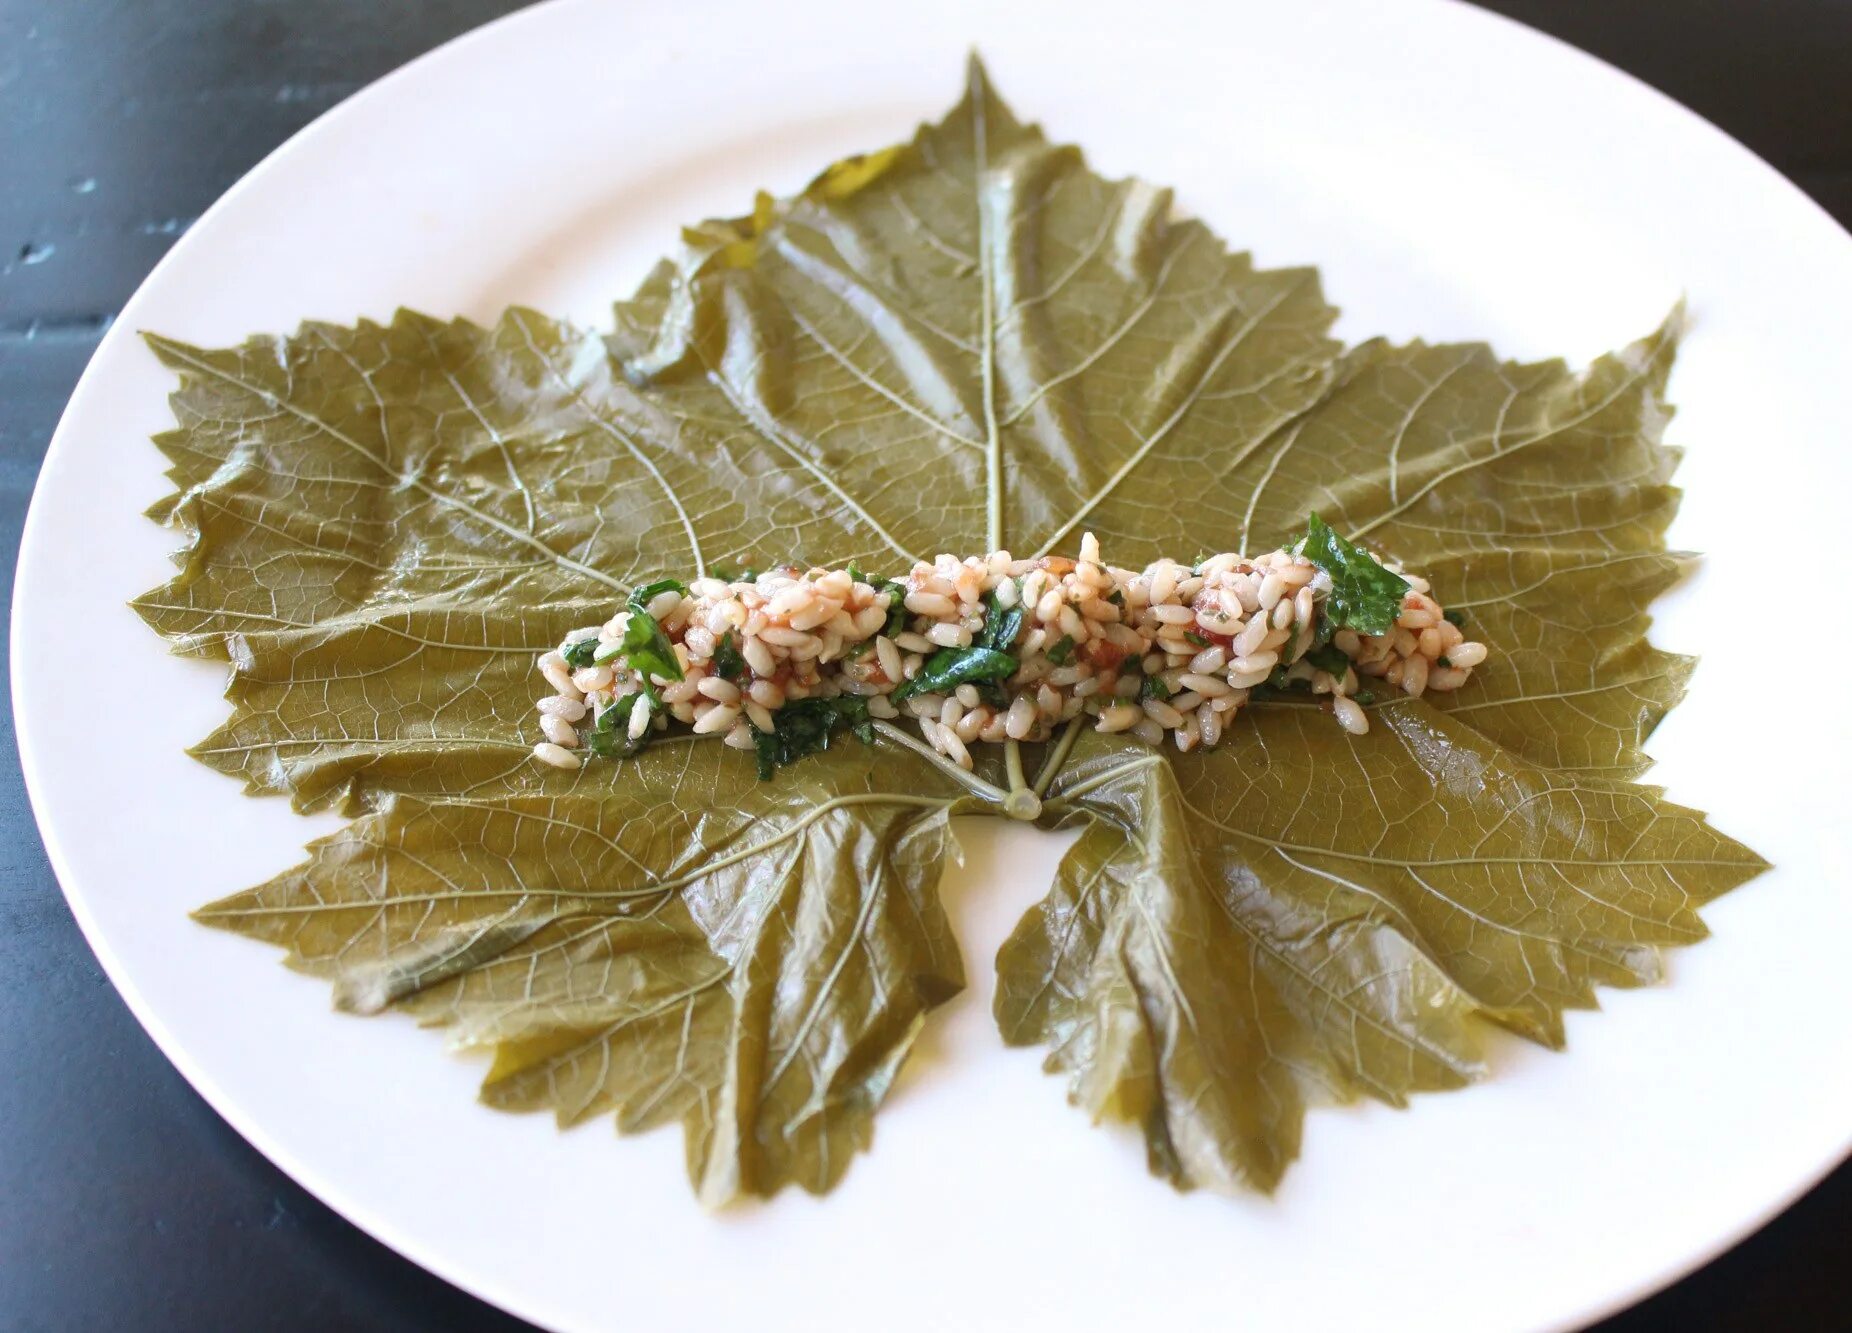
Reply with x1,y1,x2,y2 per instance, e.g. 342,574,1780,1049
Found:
136,58,1765,1202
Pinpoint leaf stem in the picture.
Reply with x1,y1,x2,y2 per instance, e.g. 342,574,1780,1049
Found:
872,720,1009,804
1031,717,1085,798
974,69,1004,552
1001,739,1041,820
1052,754,1160,804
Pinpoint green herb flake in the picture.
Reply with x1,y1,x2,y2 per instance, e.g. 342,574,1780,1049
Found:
892,646,1019,702
1296,513,1409,636
712,632,747,683
876,579,909,641
1183,631,1212,649
977,584,1024,653
629,577,688,605
618,610,682,682
620,578,688,682
561,637,600,669
1305,642,1351,680
1044,634,1076,666
1140,675,1170,701
585,690,655,760
751,696,874,779
1258,660,1301,694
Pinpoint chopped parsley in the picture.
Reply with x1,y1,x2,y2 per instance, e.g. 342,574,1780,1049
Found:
1045,634,1076,666
751,696,874,779
619,578,686,682
876,579,909,640
712,632,747,683
1305,642,1351,680
977,583,1023,653
629,577,688,605
1140,675,1170,701
892,646,1018,702
1295,513,1408,636
585,688,658,759
845,572,909,659
1256,660,1301,696
1183,630,1212,649
568,576,688,675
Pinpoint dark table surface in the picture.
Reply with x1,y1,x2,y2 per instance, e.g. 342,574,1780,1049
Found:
3,2,1847,1329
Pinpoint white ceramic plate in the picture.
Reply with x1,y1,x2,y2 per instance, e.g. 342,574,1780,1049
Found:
16,1,1852,1329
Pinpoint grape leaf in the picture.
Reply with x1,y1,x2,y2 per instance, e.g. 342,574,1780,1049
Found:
195,743,969,1203
607,57,1342,559
1251,324,1698,779
135,58,1765,1202
997,711,1762,1193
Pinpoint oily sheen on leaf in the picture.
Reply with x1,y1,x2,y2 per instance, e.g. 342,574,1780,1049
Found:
194,740,969,1204
608,56,1343,562
1251,319,1694,778
138,58,1768,1202
999,711,1765,1193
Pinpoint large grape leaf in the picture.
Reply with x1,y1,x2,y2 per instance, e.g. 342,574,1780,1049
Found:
997,708,1761,1193
136,58,1764,1202
1252,323,1695,779
196,743,969,1204
984,310,1766,1193
133,305,995,1199
606,56,1341,559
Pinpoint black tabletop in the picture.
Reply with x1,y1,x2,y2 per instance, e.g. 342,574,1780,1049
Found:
3,3,1847,1329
